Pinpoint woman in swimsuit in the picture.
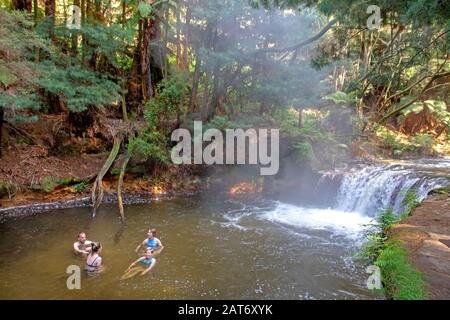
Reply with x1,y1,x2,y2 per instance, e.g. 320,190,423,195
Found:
85,242,103,274
135,228,164,256
121,247,156,280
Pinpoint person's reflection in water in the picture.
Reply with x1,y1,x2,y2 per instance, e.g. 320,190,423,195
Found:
113,223,127,245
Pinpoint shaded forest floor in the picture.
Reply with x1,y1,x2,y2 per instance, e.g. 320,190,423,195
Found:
0,138,200,209
390,191,450,299
0,158,200,209
0,145,106,188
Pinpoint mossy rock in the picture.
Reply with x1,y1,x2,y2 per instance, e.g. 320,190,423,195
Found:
431,186,450,195
34,176,78,193
0,181,11,198
127,165,147,175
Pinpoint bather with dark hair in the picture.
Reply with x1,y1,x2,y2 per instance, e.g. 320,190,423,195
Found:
85,242,103,273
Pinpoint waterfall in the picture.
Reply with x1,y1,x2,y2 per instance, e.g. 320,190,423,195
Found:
333,159,450,216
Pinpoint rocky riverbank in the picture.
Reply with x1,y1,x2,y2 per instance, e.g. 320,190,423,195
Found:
390,190,450,299
0,189,200,222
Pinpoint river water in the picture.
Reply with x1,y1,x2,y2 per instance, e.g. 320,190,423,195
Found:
0,158,448,299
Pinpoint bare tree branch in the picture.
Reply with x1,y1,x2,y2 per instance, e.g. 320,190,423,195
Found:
252,18,337,55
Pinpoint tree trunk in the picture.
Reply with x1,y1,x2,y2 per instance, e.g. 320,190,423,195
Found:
205,65,220,121
126,25,142,112
188,49,201,113
33,0,38,22
298,107,303,128
176,0,182,70
12,0,32,11
44,0,55,38
91,136,122,218
82,0,89,61
141,17,155,101
183,3,191,69
44,0,55,22
121,0,126,27
0,107,3,158
127,17,157,109
202,72,210,112
71,0,81,56
117,151,131,221
88,0,102,70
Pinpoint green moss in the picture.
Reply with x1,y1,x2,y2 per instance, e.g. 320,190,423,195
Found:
376,241,427,300
36,176,77,193
73,180,89,193
0,181,11,198
110,168,121,176
360,191,427,300
38,176,59,193
127,165,146,175
431,186,450,195
399,190,420,218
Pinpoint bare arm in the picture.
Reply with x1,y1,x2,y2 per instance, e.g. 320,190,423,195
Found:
73,242,89,255
153,238,164,256
141,259,156,276
135,240,146,253
126,257,143,271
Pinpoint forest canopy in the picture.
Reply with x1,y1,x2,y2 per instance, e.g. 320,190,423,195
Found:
0,0,449,184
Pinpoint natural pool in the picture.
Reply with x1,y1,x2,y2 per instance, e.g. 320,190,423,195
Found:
0,196,380,299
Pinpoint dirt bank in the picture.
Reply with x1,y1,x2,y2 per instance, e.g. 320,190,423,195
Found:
390,191,450,299
0,142,204,217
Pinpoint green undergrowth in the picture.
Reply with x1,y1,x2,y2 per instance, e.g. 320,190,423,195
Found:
376,240,427,300
33,176,89,193
359,191,427,300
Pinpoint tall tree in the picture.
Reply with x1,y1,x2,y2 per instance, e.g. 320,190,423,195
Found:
0,106,3,158
44,0,55,38
12,0,32,11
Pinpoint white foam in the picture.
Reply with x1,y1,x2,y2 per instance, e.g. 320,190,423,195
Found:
260,202,371,239
334,162,450,215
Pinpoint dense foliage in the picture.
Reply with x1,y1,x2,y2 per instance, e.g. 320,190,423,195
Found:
0,0,448,162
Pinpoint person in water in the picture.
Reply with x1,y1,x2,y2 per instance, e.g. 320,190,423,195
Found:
73,232,93,255
86,242,103,273
135,228,164,255
121,247,156,280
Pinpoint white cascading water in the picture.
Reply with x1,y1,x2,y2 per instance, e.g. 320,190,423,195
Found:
335,159,450,216
227,158,449,240
260,202,371,240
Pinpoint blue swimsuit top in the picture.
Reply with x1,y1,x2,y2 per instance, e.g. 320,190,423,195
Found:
139,257,154,267
146,238,158,250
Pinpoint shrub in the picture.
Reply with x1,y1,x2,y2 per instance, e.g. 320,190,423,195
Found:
359,192,427,299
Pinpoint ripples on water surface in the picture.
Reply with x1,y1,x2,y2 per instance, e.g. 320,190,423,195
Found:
0,197,380,299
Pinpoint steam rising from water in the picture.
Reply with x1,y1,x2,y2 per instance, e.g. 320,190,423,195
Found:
220,159,450,241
